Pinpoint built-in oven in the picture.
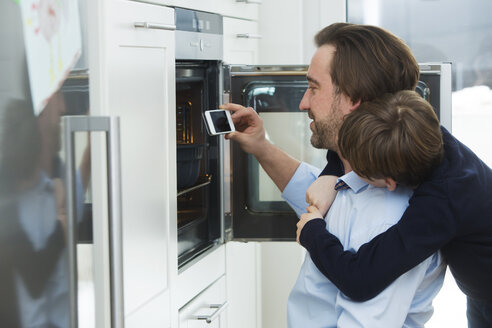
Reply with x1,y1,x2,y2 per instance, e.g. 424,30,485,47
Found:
174,7,453,269
175,8,223,267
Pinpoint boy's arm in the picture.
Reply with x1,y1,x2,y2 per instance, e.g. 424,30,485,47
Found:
296,206,324,244
305,175,338,216
299,186,454,301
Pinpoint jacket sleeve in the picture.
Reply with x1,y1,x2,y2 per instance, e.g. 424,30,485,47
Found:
299,181,455,301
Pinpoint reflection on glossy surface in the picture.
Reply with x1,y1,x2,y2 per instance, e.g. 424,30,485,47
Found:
0,84,92,328
243,82,326,211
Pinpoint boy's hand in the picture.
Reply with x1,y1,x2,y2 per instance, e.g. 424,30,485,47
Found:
306,175,338,216
296,205,323,244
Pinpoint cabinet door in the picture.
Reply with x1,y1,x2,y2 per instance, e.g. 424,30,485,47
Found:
223,17,260,65
105,1,177,325
217,0,260,20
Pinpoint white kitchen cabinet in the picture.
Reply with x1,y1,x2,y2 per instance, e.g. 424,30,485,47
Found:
179,275,228,328
223,17,260,64
172,0,219,14
173,0,259,20
225,242,261,328
217,0,260,21
92,0,178,326
177,246,226,310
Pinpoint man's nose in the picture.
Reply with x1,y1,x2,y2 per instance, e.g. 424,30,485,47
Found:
299,90,309,111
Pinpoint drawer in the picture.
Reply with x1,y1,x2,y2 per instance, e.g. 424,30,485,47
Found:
179,275,227,328
177,245,226,309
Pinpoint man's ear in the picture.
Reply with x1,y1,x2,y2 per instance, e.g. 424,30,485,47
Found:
349,99,361,113
385,178,397,191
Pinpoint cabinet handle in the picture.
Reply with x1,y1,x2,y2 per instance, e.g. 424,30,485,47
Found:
236,33,263,39
195,301,229,323
236,0,262,4
134,22,176,31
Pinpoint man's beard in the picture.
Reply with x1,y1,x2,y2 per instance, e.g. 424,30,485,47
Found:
309,97,343,151
310,118,338,150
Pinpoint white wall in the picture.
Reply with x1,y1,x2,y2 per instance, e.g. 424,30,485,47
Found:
258,0,346,66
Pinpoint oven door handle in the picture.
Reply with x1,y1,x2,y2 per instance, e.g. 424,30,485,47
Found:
134,22,176,31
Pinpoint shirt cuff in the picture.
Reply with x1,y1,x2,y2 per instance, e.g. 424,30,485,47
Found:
282,162,321,218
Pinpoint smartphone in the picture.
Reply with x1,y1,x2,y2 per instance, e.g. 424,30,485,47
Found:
203,109,235,136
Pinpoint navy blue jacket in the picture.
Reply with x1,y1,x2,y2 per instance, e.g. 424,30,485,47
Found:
300,127,492,302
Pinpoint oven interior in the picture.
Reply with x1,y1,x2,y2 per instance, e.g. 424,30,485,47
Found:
176,61,221,267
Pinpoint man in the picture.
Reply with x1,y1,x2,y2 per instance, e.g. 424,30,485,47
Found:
221,22,492,327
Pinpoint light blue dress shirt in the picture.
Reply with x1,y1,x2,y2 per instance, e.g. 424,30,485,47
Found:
283,163,445,328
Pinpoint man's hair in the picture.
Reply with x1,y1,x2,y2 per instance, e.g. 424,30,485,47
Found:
315,23,420,104
338,90,443,188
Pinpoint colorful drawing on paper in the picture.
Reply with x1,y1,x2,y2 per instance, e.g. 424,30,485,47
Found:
20,0,81,115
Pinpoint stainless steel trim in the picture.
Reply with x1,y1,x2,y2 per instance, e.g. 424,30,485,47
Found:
134,22,176,31
236,33,263,39
419,62,453,132
219,137,225,244
438,63,452,132
107,117,125,328
419,63,445,74
176,30,223,60
229,65,308,76
63,116,124,328
195,302,229,323
63,117,79,328
236,0,263,4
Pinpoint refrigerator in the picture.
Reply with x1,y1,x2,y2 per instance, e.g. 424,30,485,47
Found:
0,1,123,327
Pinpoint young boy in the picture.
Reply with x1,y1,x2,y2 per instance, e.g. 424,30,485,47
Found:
286,90,446,327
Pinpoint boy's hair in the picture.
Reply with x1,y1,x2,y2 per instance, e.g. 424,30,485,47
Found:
338,90,443,188
315,23,420,104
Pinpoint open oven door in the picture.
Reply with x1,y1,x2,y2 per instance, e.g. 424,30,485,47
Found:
222,65,327,241
221,63,452,242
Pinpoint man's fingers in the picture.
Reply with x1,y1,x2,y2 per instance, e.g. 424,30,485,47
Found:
220,103,247,113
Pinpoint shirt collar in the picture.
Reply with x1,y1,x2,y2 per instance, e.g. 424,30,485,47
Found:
337,171,368,193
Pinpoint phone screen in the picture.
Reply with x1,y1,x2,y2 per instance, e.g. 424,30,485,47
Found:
210,110,232,132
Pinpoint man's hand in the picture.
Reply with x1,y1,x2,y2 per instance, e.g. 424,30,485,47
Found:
306,175,338,217
296,205,323,244
220,103,269,157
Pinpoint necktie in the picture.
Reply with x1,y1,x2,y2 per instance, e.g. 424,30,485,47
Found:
334,180,350,191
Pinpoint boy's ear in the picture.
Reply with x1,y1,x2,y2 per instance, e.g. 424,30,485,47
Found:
385,178,397,191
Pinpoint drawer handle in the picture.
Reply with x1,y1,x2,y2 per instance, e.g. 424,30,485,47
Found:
236,0,263,4
195,301,229,323
134,22,176,31
236,33,263,39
